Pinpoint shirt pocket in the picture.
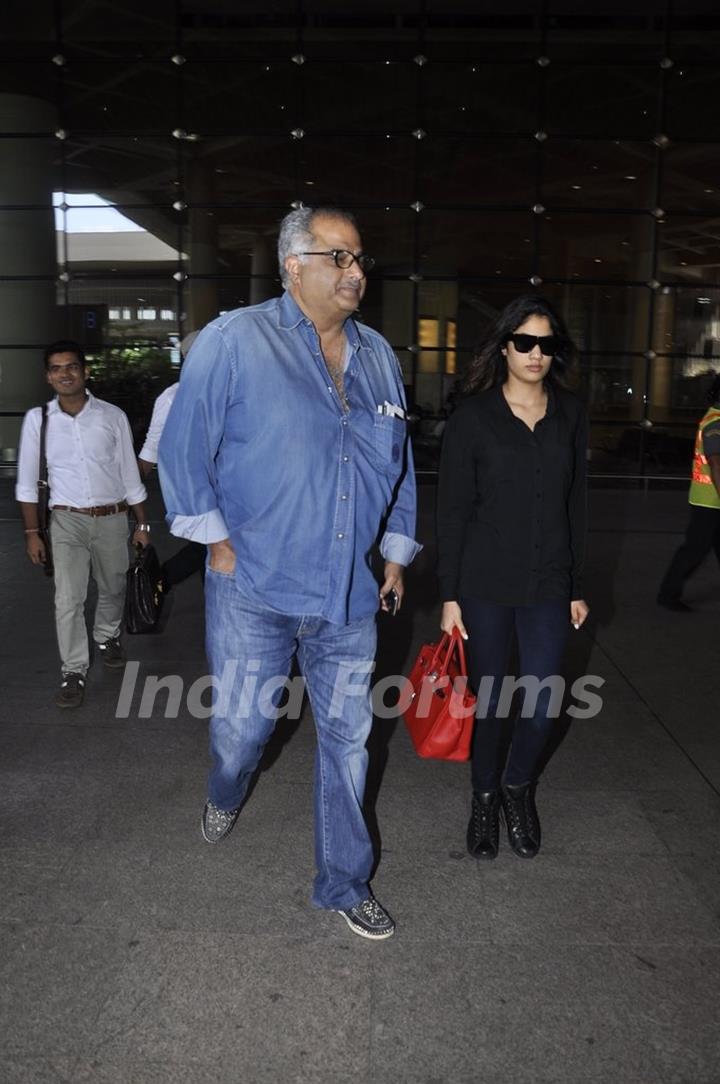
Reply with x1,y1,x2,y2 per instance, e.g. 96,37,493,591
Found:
373,414,406,474
90,421,118,465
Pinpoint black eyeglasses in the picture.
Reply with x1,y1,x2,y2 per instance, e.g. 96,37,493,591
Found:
509,334,558,356
301,249,375,272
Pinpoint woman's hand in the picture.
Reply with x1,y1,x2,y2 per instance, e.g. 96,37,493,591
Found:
441,600,468,640
570,599,589,629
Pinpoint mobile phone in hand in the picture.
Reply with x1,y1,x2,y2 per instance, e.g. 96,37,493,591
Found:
386,588,399,616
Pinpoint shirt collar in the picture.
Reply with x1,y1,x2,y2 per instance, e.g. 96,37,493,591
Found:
49,390,93,415
277,290,363,355
277,290,307,330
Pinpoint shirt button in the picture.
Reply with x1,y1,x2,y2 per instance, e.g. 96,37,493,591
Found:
337,532,344,539
327,386,333,392
341,494,348,501
343,455,349,462
341,419,347,426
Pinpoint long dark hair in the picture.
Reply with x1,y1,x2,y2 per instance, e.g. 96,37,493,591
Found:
461,295,577,396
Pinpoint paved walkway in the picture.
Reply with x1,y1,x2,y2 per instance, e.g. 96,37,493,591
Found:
1,478,719,1083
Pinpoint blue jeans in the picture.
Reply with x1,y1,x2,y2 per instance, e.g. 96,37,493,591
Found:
460,598,569,792
204,567,376,911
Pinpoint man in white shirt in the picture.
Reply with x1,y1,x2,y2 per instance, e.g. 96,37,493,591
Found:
16,340,150,708
137,332,206,593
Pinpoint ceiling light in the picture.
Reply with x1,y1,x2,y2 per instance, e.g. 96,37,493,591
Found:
624,175,637,181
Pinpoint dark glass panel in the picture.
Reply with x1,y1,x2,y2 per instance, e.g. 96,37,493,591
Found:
541,283,649,353
657,216,720,287
665,68,720,139
541,140,654,210
652,288,720,358
203,137,296,206
545,65,659,137
61,61,179,134
303,61,415,131
419,211,534,279
661,145,720,213
60,137,179,206
184,60,296,133
297,135,415,205
423,62,539,133
539,213,653,281
60,0,176,58
0,63,60,123
419,138,536,205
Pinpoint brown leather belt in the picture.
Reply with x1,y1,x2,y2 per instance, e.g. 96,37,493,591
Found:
52,501,129,517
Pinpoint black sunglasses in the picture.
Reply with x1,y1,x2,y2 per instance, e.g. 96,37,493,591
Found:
509,333,559,355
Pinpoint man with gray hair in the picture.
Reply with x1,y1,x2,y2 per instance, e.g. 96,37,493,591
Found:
159,206,420,940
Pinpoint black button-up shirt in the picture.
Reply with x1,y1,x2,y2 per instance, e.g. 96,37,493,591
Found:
437,383,587,606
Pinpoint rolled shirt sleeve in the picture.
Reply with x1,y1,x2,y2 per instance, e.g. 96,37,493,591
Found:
117,411,148,506
158,326,233,541
139,384,178,464
15,408,42,504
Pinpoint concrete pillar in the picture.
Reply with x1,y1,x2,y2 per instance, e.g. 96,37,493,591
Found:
0,95,59,457
186,158,218,332
249,234,276,305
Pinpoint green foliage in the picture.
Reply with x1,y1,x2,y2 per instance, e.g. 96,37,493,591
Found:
85,345,177,448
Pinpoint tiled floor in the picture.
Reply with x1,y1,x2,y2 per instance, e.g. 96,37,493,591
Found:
1,480,719,1083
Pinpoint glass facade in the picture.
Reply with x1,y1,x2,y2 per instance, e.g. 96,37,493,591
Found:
2,1,720,473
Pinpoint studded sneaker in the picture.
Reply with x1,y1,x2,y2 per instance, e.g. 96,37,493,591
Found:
201,800,240,844
336,896,395,940
96,635,125,669
500,781,541,859
466,789,501,860
55,672,86,709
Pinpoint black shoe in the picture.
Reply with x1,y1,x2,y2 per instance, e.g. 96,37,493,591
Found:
657,596,692,612
501,782,541,859
96,635,125,668
55,672,85,709
336,896,395,940
466,790,500,860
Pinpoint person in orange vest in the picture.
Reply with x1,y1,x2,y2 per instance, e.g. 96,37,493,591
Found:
657,374,720,611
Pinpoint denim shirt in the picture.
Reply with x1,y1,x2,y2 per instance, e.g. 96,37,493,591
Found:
158,291,421,624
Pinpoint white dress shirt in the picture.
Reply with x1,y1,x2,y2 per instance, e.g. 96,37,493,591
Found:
15,393,147,508
138,383,178,464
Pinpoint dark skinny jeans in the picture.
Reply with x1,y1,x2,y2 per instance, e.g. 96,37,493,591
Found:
460,597,569,792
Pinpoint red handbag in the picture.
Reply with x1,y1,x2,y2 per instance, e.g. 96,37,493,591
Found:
402,629,476,761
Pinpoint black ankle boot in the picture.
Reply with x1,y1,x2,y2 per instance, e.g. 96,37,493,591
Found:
466,789,501,860
500,782,540,859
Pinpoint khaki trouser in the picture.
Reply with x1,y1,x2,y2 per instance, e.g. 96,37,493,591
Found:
50,509,130,675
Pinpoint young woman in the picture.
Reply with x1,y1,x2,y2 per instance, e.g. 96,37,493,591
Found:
437,295,589,860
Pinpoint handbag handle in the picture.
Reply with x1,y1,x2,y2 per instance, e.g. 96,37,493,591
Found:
429,627,469,679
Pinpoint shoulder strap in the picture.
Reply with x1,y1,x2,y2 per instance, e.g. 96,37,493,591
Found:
37,404,50,529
